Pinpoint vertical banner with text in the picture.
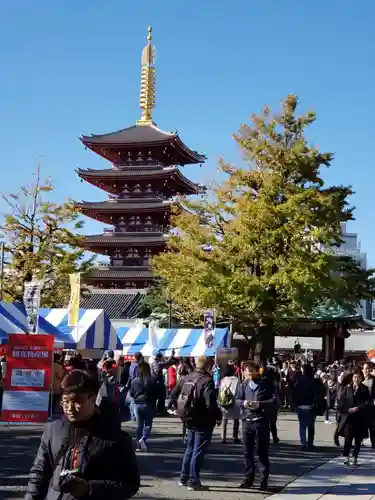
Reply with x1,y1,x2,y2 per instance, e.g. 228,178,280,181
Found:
203,309,216,347
68,273,80,342
23,280,42,334
1,334,54,423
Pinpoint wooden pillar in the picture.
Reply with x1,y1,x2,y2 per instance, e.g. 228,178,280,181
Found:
334,337,344,360
323,332,331,362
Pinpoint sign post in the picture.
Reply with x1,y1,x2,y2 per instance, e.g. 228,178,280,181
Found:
217,347,238,361
1,334,54,423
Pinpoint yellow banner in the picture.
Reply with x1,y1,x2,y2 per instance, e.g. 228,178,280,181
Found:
68,273,80,327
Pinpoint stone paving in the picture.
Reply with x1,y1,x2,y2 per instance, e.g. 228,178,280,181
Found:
269,450,375,499
0,413,350,500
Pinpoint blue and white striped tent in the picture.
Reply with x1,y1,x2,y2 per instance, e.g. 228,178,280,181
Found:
40,308,122,351
0,302,76,348
119,324,229,357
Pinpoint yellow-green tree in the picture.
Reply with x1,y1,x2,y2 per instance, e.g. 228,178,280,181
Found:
0,165,94,306
152,95,375,360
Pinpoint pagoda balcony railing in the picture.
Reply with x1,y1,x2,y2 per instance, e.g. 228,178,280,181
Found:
107,192,172,201
104,226,165,233
98,262,150,269
108,192,162,200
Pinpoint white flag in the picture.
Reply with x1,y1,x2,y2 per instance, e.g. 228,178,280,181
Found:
148,319,159,353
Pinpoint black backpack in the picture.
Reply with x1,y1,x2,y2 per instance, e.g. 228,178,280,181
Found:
176,375,205,422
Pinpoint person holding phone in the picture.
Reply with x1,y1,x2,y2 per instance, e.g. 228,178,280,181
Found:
24,369,140,500
237,362,276,491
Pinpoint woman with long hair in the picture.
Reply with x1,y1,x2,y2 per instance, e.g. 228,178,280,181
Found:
130,362,157,452
337,370,371,466
169,358,193,442
262,366,281,444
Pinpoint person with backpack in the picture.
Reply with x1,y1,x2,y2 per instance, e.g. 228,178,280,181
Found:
168,359,194,442
24,369,140,500
170,356,221,491
218,364,241,444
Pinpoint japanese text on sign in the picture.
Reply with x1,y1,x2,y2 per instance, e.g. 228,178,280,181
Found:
12,348,48,359
10,412,42,420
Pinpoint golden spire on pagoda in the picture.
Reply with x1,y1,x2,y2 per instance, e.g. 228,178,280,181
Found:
137,26,156,125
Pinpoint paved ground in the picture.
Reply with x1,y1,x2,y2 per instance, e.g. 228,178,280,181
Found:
270,450,375,499
0,413,344,500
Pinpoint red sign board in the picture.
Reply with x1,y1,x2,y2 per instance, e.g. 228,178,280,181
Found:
123,355,136,362
1,334,54,423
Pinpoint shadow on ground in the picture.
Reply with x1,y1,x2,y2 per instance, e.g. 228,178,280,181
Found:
0,418,339,499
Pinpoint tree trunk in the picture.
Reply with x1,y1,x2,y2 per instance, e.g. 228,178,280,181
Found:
249,320,275,365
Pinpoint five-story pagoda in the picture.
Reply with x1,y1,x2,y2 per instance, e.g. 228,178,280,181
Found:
76,27,205,292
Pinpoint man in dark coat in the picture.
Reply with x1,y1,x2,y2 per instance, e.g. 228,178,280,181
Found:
292,364,325,450
24,369,140,500
337,370,371,466
151,350,175,415
362,362,375,448
238,362,276,491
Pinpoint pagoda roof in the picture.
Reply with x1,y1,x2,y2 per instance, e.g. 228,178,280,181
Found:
81,123,174,145
76,199,173,213
84,233,167,246
80,123,205,165
77,166,201,195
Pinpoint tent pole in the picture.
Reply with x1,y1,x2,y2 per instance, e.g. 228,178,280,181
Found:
168,299,172,329
0,242,5,301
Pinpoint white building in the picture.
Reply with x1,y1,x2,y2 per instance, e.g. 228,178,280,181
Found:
337,223,368,317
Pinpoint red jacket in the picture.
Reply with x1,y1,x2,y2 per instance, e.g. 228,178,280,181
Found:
168,366,177,392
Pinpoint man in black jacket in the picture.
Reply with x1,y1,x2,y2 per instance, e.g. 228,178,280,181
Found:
362,362,375,447
151,350,175,415
24,369,140,500
293,363,324,450
170,356,221,491
238,362,276,491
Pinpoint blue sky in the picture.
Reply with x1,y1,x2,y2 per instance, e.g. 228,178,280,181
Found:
1,1,374,263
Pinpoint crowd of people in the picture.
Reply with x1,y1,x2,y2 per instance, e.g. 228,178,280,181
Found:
22,350,375,498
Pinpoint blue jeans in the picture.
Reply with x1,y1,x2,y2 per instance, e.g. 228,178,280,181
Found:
134,403,154,443
180,427,213,486
125,391,136,421
297,408,315,447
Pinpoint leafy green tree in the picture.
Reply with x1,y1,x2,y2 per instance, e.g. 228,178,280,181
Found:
152,95,375,360
138,278,189,326
0,164,94,306
137,279,169,319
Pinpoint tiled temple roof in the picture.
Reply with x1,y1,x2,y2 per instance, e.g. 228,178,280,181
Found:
80,290,146,319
